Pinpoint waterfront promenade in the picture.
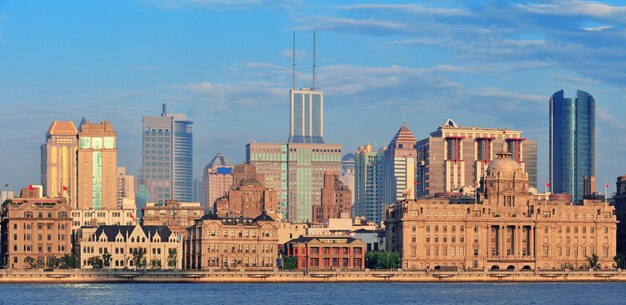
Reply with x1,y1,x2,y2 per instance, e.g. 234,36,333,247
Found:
1,269,626,283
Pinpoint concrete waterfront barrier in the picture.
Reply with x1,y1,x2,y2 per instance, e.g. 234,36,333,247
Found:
0,269,625,283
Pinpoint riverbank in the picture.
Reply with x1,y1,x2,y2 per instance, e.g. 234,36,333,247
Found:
1,269,625,283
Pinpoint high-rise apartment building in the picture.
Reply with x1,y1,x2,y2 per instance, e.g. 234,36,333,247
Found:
288,89,324,144
246,142,288,218
77,120,118,210
116,167,135,209
550,90,596,203
40,121,78,207
313,171,352,224
142,104,193,204
353,144,384,223
415,119,537,197
203,153,234,211
341,153,356,209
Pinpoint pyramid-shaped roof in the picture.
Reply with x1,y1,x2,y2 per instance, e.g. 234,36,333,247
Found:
207,153,233,168
389,123,417,147
47,121,78,136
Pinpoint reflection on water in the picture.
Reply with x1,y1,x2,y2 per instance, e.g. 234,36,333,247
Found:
3,282,625,305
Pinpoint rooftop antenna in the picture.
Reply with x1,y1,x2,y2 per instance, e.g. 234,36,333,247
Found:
292,31,296,90
402,111,406,125
312,32,316,89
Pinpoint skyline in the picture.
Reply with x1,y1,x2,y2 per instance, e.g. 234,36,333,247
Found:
1,0,626,195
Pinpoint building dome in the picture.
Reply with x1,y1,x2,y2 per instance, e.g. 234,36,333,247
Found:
486,143,521,178
342,153,356,161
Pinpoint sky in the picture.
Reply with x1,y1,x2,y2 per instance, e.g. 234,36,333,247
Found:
0,0,625,195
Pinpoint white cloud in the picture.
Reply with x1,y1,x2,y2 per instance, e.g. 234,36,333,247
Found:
298,17,408,33
341,4,468,16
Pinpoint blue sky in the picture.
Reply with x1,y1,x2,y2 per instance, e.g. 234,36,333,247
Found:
1,0,625,194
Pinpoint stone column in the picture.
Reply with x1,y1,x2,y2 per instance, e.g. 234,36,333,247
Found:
499,225,505,257
529,225,535,258
486,225,491,258
516,225,521,258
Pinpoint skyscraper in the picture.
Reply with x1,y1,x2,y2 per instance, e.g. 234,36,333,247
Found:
40,121,78,207
382,123,417,206
116,167,135,209
550,90,596,203
415,119,538,197
341,153,356,209
288,89,324,143
142,104,193,204
353,144,384,223
203,153,234,212
77,119,118,210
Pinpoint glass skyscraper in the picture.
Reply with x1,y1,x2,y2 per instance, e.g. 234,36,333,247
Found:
550,89,596,203
288,89,324,143
142,104,193,204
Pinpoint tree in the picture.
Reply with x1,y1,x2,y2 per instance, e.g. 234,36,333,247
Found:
282,255,298,270
365,252,401,269
150,258,161,270
25,257,40,269
132,248,147,270
90,256,104,269
47,256,60,269
167,249,178,269
614,254,626,269
586,253,599,269
60,254,77,269
102,252,112,269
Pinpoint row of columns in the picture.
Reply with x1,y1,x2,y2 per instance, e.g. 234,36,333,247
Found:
488,224,535,258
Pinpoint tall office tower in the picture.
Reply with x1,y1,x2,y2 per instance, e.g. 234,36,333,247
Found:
287,143,342,222
353,144,384,223
77,120,118,210
288,89,324,143
415,119,538,197
341,153,356,209
246,142,341,222
382,123,417,210
202,153,234,211
116,167,135,209
550,89,596,203
142,104,193,204
135,184,152,217
193,178,203,203
246,142,288,218
40,121,78,207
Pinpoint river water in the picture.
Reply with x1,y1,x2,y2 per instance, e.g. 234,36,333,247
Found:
3,282,622,304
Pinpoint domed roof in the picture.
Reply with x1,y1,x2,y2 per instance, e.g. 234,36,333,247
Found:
486,143,521,177
342,153,356,161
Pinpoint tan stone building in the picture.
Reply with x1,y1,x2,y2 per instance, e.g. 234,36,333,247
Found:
1,195,72,269
75,224,182,269
386,145,617,271
185,213,278,270
202,153,234,211
71,207,137,232
141,199,203,240
77,120,118,210
40,121,79,208
313,171,352,224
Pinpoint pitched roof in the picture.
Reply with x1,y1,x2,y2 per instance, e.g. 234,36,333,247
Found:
47,121,78,136
287,235,362,244
95,224,173,242
389,123,417,147
207,153,233,168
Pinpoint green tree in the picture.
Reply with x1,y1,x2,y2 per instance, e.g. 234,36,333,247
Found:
586,253,599,269
167,249,178,269
90,256,104,269
60,254,77,269
150,258,161,270
102,252,112,269
47,256,60,269
614,254,626,269
132,248,147,270
282,255,298,270
387,252,401,269
26,257,40,269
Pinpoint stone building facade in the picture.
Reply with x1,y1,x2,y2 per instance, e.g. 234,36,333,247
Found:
184,213,278,270
313,171,352,224
1,196,72,269
75,224,182,269
285,235,365,270
141,199,203,240
614,175,626,255
386,145,616,271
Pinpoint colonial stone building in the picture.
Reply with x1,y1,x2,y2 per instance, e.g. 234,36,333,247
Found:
75,224,182,269
285,235,365,270
214,164,278,219
184,213,278,270
386,145,617,271
313,171,352,224
1,195,72,269
141,199,203,240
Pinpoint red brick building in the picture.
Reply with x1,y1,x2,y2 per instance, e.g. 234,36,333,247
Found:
313,171,352,224
285,235,365,270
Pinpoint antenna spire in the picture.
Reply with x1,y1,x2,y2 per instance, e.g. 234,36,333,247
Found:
312,32,316,89
402,111,406,124
292,31,296,90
